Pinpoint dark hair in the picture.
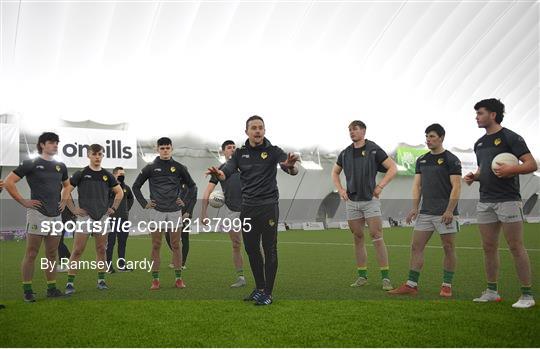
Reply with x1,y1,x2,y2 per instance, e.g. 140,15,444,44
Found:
245,115,264,130
37,132,59,154
113,166,124,174
221,140,235,151
474,98,505,124
89,144,104,154
425,123,445,138
348,120,366,129
157,137,172,147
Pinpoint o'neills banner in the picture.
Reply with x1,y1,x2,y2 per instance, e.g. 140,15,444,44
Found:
1,124,20,166
56,127,137,169
395,146,428,176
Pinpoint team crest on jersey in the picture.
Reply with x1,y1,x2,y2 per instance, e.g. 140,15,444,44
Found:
494,138,502,146
170,166,176,173
361,150,366,157
55,165,61,172
268,219,275,227
103,175,108,181
261,152,268,160
437,158,444,165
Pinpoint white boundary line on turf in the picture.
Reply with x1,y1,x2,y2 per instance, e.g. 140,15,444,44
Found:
191,239,540,252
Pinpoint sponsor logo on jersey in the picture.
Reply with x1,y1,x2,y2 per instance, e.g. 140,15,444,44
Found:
103,175,108,181
494,138,502,146
261,152,268,160
361,150,366,157
437,158,444,165
55,165,61,172
170,166,176,173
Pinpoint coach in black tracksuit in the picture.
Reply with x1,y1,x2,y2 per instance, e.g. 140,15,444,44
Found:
207,115,299,306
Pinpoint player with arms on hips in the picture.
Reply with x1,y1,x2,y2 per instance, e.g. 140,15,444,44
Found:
4,132,70,302
332,120,398,290
132,137,196,290
61,144,123,294
201,140,246,288
464,99,537,308
389,123,461,297
206,116,299,305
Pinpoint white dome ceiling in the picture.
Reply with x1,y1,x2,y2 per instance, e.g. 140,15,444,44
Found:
1,0,538,154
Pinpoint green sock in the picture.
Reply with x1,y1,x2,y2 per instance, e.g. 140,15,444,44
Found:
443,270,454,284
521,286,532,296
357,267,367,279
175,269,182,280
22,282,33,294
487,282,497,291
152,271,159,281
236,269,244,277
380,267,390,280
67,274,75,284
408,270,420,283
97,272,105,281
47,281,56,290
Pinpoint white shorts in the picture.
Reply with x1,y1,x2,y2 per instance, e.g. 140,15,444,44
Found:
346,199,382,221
477,201,524,224
149,209,183,232
222,207,241,233
26,209,61,237
75,215,110,235
414,214,459,234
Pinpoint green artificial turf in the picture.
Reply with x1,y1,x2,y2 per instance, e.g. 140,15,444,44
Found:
1,224,539,347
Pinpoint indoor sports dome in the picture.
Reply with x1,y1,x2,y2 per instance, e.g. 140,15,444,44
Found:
0,1,539,348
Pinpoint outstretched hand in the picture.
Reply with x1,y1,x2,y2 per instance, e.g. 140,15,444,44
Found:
280,153,300,168
205,167,225,179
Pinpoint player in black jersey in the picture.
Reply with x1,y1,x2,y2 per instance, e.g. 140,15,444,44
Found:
4,132,70,302
61,144,123,294
464,99,537,308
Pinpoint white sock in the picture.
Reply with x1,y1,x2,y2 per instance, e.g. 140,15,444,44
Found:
406,280,418,288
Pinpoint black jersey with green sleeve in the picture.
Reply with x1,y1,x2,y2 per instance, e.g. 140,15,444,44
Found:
70,167,118,220
210,163,242,212
474,128,530,203
415,150,462,216
221,138,288,207
13,157,68,217
132,157,196,213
